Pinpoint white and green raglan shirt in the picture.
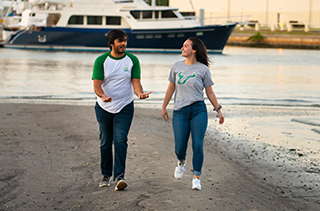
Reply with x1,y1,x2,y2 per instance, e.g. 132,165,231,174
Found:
92,51,141,114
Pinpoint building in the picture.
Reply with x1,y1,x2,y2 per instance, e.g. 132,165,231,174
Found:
169,0,320,29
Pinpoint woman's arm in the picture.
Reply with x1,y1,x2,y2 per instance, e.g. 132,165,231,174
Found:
162,82,176,121
205,86,224,124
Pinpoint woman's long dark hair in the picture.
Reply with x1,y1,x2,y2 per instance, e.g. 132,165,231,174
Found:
188,37,210,67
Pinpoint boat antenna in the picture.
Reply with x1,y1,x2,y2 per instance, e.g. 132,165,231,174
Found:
189,0,195,13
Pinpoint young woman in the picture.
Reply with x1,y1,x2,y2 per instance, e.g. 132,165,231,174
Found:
162,37,224,190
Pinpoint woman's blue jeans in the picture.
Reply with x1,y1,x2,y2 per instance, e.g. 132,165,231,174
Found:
172,101,208,176
94,101,134,180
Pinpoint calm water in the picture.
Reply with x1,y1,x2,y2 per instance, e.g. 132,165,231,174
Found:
1,46,319,108
1,46,319,155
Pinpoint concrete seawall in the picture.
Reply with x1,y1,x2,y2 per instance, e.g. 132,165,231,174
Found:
227,32,320,49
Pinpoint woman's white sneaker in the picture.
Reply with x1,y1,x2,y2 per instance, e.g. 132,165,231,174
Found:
174,161,186,179
192,178,201,190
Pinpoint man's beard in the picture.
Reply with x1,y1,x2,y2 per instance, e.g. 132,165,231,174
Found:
114,45,126,54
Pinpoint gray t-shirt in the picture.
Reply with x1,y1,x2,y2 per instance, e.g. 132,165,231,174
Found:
169,60,214,110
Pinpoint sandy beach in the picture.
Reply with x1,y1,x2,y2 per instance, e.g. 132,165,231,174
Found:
0,103,319,210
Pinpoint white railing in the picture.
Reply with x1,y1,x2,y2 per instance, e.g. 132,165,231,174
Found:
194,15,251,25
236,22,320,33
190,14,320,32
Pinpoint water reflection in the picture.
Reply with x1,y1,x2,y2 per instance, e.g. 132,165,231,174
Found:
277,66,283,85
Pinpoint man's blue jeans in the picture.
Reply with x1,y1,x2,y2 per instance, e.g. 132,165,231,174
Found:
172,101,208,176
94,101,134,180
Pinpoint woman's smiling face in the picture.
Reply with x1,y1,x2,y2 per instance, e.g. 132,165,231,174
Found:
181,39,196,58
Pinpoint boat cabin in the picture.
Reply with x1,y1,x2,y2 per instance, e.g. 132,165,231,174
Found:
128,8,181,20
19,7,184,30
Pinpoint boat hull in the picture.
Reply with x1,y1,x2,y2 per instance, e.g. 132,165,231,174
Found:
4,24,236,53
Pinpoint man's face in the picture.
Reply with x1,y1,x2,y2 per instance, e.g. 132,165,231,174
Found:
111,38,127,55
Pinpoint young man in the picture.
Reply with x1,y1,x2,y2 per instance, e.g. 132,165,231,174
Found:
92,29,151,191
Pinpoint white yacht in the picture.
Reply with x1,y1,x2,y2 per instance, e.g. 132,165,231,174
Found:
3,0,237,53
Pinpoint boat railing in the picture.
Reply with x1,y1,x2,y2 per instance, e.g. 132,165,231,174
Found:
199,15,251,26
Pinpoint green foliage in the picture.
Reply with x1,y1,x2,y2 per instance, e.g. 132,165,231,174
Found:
145,0,169,6
246,32,266,42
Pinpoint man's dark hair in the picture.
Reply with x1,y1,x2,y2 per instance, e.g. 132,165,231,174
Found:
106,29,128,50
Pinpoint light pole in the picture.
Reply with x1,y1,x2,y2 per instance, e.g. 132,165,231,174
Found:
309,0,312,25
227,0,230,22
266,0,269,27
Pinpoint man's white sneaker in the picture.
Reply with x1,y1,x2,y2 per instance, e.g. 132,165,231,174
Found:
99,176,111,188
192,178,201,190
174,161,186,179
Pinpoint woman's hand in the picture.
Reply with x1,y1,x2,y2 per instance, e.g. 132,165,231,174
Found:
162,108,169,121
217,111,224,124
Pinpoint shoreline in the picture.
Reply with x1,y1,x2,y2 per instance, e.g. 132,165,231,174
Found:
1,103,319,210
227,31,320,49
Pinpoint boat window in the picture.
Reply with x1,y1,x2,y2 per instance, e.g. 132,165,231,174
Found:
130,10,177,20
68,15,83,25
136,35,144,39
142,11,152,19
145,34,153,39
154,34,162,39
87,16,102,25
130,11,140,19
154,11,159,19
106,16,121,25
177,33,184,38
47,14,61,26
162,10,177,18
168,34,175,38
196,32,203,36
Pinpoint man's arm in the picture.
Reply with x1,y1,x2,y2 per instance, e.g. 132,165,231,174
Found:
132,79,151,99
93,79,112,102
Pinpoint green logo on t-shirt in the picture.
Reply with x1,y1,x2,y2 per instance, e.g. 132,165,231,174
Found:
177,71,196,85
124,67,129,72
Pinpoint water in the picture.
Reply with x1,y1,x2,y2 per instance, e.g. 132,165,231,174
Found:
1,46,320,149
1,47,319,108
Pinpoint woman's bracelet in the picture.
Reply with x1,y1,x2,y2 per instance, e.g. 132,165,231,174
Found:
213,105,222,112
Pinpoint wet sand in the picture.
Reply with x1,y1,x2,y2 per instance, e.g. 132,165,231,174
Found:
0,103,319,210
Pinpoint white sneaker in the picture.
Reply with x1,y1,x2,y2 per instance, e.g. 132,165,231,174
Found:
174,161,186,179
192,178,201,190
115,178,127,191
99,176,111,188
